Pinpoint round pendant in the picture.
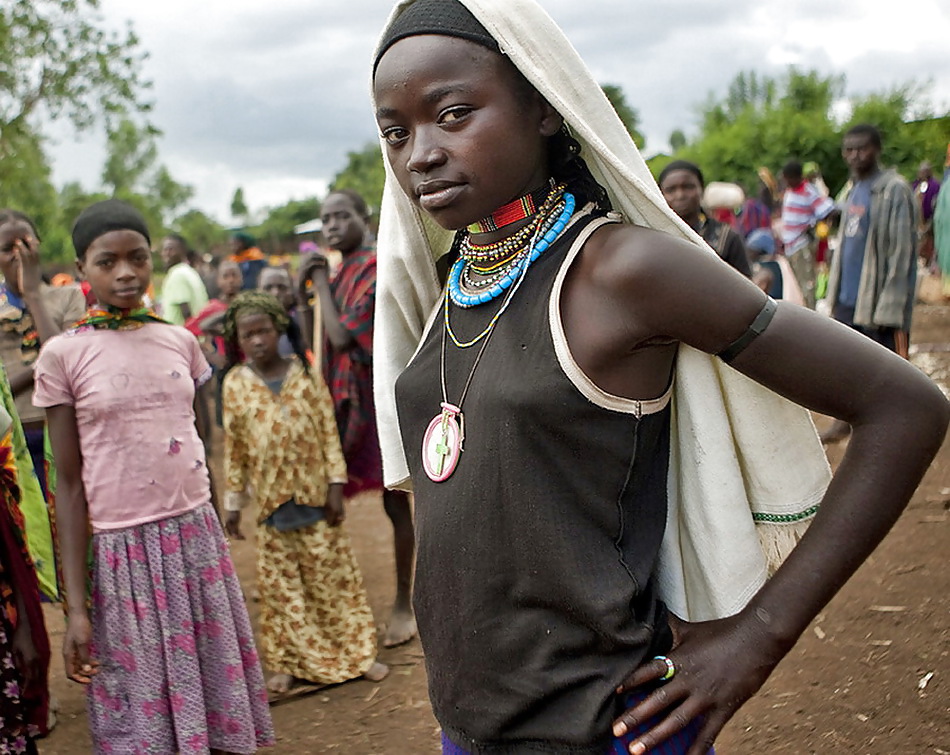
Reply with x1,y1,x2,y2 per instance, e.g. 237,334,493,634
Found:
422,402,464,482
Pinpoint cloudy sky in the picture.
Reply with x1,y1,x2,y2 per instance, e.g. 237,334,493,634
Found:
46,0,950,224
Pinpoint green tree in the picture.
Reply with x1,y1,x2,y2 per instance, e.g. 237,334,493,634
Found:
102,119,159,196
0,0,149,155
230,187,249,223
330,143,387,216
0,127,58,233
252,197,321,251
100,118,193,231
0,1,148,260
669,129,687,152
173,209,228,254
601,84,645,149
676,69,946,195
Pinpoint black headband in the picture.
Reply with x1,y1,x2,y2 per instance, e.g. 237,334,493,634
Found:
72,199,151,258
374,0,500,75
658,160,705,189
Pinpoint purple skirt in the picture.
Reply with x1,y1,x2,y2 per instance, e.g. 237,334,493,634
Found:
87,503,274,754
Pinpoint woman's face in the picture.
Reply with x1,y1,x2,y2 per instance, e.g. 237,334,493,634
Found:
659,170,703,221
374,34,560,231
321,193,367,254
78,230,152,310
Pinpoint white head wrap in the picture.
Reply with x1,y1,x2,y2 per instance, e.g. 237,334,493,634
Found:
372,0,830,620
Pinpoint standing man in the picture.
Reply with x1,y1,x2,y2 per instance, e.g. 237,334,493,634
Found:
657,160,752,276
228,232,268,291
823,124,917,442
159,234,208,326
780,160,838,308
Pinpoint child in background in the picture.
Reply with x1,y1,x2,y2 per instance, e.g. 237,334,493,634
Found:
221,291,387,696
33,199,273,754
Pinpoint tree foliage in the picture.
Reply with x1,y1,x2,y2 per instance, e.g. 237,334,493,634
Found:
173,209,228,254
252,197,322,251
602,84,645,150
0,0,150,263
230,187,249,222
672,68,948,196
330,143,387,216
0,0,149,141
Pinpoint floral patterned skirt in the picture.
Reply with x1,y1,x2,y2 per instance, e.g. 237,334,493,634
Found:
87,503,274,754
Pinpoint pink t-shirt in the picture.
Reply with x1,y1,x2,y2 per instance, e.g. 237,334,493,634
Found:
33,323,213,532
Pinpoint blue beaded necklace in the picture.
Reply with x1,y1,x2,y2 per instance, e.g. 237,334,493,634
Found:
448,191,576,310
422,191,577,483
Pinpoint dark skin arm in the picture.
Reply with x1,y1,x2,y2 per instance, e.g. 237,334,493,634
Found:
561,224,949,755
11,579,41,691
46,404,98,684
177,302,193,323
324,482,345,526
298,255,354,351
9,236,65,398
194,386,218,513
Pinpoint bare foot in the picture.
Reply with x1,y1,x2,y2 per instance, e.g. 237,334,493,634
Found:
383,610,417,648
266,673,294,695
363,661,389,682
820,419,851,445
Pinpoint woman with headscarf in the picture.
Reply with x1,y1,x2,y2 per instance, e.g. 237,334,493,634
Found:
370,2,948,753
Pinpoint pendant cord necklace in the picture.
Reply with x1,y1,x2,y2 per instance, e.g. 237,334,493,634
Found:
421,188,576,483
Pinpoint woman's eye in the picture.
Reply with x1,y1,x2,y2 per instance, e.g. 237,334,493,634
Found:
439,106,472,124
381,127,408,146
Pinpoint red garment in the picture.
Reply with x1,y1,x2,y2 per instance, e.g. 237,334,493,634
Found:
0,436,51,743
323,249,382,497
184,298,229,355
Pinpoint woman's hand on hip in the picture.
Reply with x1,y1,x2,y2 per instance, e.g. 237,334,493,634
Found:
612,612,788,755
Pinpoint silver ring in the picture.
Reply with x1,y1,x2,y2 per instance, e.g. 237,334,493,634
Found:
653,655,675,681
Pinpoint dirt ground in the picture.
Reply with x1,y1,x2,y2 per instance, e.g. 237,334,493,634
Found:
37,301,949,754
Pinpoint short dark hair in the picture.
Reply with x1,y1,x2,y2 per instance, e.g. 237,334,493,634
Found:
0,209,41,241
781,160,803,182
657,160,705,190
327,189,371,220
844,123,882,149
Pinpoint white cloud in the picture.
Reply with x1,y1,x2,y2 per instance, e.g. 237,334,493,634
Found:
43,0,950,226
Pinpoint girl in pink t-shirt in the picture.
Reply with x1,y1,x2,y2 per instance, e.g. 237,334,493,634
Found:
33,200,274,754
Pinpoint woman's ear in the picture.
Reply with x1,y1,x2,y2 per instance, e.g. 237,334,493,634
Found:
538,96,564,138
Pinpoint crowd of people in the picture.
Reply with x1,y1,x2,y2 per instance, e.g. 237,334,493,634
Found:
0,0,948,753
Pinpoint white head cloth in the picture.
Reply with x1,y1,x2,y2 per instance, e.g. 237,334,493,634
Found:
372,0,831,620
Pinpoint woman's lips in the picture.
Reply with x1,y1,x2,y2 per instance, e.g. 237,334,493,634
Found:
418,184,464,211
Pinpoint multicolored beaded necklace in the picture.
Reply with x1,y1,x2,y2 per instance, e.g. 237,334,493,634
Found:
421,187,577,483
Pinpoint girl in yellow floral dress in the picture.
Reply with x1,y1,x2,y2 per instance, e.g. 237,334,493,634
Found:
220,291,388,695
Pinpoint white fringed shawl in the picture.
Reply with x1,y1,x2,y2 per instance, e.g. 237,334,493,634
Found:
372,0,831,621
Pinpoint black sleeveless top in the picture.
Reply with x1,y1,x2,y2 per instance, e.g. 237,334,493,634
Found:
395,209,674,753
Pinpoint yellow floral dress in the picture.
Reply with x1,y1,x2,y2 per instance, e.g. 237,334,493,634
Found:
223,359,377,684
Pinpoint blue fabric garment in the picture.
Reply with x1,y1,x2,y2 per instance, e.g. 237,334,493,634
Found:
262,498,325,532
838,177,874,308
440,686,712,754
0,284,25,312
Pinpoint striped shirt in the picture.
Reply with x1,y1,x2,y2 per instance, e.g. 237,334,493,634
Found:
781,182,835,254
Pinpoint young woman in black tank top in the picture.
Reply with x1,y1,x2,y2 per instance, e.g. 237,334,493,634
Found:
372,2,949,753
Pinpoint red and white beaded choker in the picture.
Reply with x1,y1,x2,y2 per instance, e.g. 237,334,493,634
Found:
466,181,555,234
